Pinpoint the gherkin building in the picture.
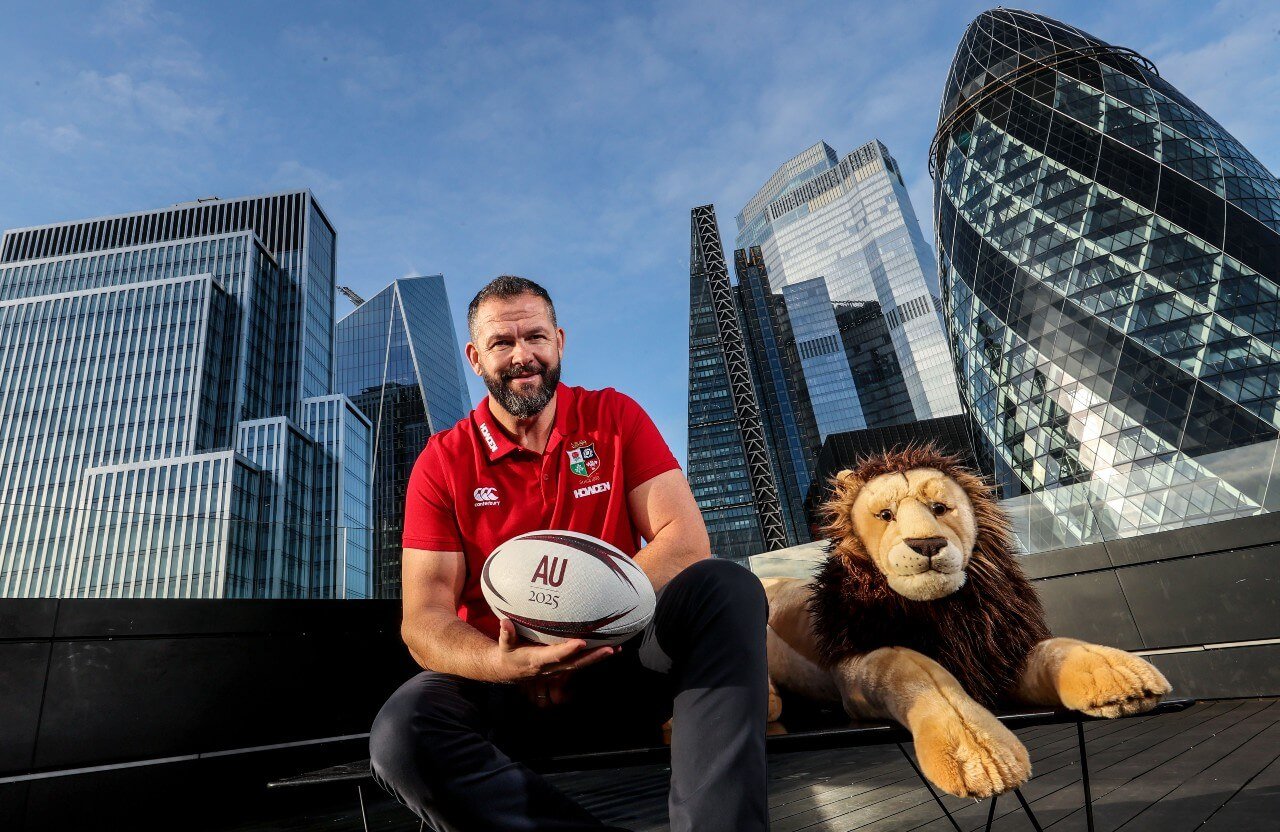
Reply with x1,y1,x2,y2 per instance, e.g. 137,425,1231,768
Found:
932,9,1280,550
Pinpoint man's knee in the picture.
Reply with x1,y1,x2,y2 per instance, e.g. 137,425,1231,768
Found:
664,559,767,635
673,558,766,608
369,672,471,788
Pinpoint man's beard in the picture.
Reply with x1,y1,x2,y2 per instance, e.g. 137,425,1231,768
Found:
483,359,561,419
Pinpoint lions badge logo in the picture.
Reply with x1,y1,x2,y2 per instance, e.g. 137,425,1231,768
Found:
566,440,600,478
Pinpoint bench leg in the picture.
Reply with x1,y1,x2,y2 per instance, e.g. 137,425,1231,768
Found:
357,783,370,832
1013,788,1044,832
984,792,999,832
896,743,962,832
1077,720,1095,832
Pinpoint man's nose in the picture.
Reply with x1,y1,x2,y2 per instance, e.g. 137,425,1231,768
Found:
904,537,947,558
510,340,536,366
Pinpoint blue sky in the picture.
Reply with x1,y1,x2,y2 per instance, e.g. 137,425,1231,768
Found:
1,0,1277,464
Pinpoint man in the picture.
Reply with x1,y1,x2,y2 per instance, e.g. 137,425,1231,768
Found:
369,276,769,832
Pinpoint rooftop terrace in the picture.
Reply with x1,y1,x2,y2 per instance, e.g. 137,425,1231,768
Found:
223,698,1278,831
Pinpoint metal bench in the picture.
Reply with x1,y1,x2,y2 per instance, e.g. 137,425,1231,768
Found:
268,697,1194,832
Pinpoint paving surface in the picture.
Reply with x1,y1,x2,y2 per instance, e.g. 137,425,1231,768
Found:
225,698,1280,831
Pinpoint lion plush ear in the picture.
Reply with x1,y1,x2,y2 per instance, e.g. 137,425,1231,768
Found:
820,469,865,559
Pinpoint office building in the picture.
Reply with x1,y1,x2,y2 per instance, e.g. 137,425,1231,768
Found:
336,276,471,598
736,139,964,438
933,9,1280,548
0,191,373,598
734,247,822,544
687,205,790,559
782,276,867,438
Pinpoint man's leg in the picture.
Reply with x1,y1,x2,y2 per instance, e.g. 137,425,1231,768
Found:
640,558,770,832
369,670,628,832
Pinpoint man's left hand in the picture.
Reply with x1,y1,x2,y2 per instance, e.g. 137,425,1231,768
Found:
519,672,572,708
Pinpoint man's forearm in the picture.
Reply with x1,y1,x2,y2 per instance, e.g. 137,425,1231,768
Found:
633,520,711,592
403,610,506,682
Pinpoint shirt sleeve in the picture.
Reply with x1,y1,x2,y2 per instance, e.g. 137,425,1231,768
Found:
616,390,682,490
401,441,464,552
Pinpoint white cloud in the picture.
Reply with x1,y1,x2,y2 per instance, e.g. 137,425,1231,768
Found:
91,0,168,38
74,70,224,136
6,119,95,154
270,160,344,201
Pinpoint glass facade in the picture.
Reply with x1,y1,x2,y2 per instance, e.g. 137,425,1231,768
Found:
934,9,1280,550
687,205,791,559
301,395,374,599
783,276,867,437
734,247,821,544
237,416,316,598
735,142,841,288
0,192,373,598
737,140,964,440
335,275,470,598
835,300,916,427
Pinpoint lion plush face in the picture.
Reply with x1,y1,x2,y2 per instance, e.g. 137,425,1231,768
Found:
833,467,980,601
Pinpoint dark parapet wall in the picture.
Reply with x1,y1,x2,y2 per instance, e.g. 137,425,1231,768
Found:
1027,511,1280,700
0,598,415,830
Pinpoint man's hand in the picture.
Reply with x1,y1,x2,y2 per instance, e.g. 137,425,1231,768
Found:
518,673,572,708
492,619,617,686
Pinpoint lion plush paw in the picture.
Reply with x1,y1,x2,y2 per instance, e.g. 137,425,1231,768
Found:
1056,644,1171,718
914,704,1031,799
767,679,783,723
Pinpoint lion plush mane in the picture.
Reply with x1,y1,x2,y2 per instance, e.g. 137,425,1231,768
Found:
808,445,1050,709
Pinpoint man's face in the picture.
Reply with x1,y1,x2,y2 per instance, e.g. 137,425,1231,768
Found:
466,293,565,420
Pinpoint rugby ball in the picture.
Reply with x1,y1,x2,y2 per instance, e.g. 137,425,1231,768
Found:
480,530,656,647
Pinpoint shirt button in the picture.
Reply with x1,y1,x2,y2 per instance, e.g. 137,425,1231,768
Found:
543,475,551,481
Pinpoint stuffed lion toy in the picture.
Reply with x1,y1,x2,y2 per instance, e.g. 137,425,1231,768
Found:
763,445,1171,799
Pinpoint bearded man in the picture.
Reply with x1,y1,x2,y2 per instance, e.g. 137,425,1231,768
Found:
368,276,769,832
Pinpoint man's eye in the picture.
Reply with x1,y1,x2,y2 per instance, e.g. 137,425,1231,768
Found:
876,509,894,522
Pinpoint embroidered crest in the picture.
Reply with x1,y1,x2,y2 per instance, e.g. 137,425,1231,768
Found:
566,440,600,477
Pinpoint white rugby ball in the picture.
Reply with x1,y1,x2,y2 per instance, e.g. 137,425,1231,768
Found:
480,530,656,647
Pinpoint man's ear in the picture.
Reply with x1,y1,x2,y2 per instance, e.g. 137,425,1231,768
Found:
819,469,864,545
464,342,483,376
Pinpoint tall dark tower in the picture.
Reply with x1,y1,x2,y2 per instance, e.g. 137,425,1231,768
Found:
734,247,821,542
687,205,788,558
933,9,1280,549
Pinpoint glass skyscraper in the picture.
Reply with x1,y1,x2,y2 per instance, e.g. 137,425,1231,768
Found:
0,191,373,598
336,275,471,598
734,247,822,544
737,139,964,440
782,276,868,438
687,205,792,559
934,9,1280,549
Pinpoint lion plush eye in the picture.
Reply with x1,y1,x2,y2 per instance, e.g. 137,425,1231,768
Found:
876,508,894,522
931,502,949,516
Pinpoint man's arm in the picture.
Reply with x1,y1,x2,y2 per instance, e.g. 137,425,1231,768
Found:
401,547,616,683
627,469,712,592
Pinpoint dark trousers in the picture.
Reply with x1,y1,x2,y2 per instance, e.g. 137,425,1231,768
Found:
369,558,769,832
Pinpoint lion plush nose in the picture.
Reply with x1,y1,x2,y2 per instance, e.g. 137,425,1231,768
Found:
904,537,948,558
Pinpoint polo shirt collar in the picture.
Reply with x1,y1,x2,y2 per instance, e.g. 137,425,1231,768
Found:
472,383,576,461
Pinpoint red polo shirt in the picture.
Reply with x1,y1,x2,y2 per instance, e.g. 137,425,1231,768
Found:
402,384,681,639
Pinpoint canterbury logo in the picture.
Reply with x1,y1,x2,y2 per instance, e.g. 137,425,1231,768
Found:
573,481,612,499
473,487,500,505
531,555,567,587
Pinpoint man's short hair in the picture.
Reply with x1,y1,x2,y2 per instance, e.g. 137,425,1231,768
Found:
467,275,557,338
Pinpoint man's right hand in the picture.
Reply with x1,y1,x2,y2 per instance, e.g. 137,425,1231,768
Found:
492,618,618,683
